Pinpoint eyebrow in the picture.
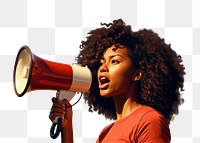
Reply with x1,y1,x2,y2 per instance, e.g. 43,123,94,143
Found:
100,54,124,61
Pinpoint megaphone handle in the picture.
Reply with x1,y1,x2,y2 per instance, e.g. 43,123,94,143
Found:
50,90,75,139
50,117,63,139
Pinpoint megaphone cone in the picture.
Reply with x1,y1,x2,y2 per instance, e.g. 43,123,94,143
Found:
13,45,92,97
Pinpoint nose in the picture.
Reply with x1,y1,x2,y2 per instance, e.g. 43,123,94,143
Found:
99,64,108,73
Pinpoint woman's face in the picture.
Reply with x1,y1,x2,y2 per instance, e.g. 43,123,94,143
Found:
97,45,135,97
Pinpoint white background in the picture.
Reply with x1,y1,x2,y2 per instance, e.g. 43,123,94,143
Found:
0,0,199,142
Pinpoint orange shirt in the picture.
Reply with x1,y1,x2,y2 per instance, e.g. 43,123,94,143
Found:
96,106,171,143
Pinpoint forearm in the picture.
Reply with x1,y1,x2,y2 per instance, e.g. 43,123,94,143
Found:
61,121,74,143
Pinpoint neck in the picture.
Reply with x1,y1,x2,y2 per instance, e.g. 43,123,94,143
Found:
113,85,142,121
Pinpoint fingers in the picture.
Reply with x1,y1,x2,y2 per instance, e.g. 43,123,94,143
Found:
49,98,65,122
49,113,64,123
52,97,65,110
61,99,72,107
52,97,72,107
50,105,65,115
49,98,72,122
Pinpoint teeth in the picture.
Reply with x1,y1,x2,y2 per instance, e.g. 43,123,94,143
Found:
99,76,109,89
100,76,109,86
101,77,106,80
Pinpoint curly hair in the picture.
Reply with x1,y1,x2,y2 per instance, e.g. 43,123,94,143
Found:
76,19,185,124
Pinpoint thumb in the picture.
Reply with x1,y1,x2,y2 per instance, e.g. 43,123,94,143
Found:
61,99,72,107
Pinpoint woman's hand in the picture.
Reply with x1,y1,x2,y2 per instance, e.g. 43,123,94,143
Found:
49,97,74,143
49,97,73,128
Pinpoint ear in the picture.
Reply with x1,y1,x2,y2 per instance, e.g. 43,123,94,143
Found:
132,70,142,81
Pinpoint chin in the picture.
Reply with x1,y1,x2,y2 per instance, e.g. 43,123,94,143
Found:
100,90,111,97
100,90,117,97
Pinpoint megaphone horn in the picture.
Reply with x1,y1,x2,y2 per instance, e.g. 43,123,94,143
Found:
13,45,92,97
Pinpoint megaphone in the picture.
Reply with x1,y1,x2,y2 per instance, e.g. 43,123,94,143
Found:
13,45,92,139
13,45,92,97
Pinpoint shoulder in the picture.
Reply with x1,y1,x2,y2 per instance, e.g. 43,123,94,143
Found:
137,106,169,131
131,105,167,123
136,106,171,142
140,106,167,123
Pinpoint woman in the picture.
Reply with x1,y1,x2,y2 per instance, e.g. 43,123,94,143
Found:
49,19,185,143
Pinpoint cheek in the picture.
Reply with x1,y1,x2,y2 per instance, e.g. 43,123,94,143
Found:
110,68,133,85
108,71,133,96
113,66,133,78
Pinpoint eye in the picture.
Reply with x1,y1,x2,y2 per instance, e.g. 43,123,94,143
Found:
111,59,120,64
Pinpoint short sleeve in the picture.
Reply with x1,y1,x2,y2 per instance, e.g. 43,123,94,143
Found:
136,110,171,143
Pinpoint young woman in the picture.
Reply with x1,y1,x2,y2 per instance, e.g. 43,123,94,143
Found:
49,19,185,143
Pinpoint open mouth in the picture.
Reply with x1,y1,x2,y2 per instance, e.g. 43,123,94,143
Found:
99,76,110,90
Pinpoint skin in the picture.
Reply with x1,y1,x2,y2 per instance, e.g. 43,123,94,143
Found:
98,45,142,121
49,98,73,143
49,44,142,142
